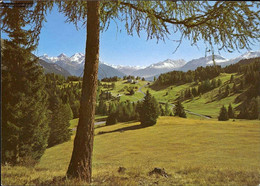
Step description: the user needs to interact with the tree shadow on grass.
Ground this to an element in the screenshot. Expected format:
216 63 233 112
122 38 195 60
97 123 152 135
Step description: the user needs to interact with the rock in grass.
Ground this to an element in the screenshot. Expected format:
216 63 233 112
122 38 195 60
149 168 170 177
118 166 126 173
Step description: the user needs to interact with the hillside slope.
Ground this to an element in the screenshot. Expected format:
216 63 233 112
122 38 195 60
38 59 71 77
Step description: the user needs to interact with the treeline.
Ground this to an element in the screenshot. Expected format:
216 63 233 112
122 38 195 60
232 60 260 119
101 76 121 82
222 57 260 73
180 79 222 100
66 75 83 82
106 91 161 126
106 101 140 125
105 91 187 126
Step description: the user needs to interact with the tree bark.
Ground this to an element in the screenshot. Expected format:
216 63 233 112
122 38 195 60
66 1 100 182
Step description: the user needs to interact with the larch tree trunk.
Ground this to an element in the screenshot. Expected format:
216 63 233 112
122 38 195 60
66 1 100 182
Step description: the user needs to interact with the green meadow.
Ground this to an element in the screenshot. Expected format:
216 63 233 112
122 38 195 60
2 117 260 185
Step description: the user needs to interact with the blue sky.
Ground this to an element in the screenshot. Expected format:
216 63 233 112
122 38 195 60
5 5 260 67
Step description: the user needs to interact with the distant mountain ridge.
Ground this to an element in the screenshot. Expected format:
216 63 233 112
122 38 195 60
39 53 125 79
130 59 186 78
178 55 227 72
39 50 260 79
38 59 71 77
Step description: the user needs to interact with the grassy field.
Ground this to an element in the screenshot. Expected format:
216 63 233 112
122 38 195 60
2 117 260 185
101 80 148 102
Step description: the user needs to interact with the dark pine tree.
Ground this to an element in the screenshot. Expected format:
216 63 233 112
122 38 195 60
218 105 229 121
48 93 72 147
2 7 49 164
174 101 187 118
138 90 160 126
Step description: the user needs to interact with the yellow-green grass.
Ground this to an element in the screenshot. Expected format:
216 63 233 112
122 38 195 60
2 117 260 185
144 83 192 103
183 94 239 118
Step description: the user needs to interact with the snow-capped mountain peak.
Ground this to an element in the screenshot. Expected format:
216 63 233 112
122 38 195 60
148 59 186 69
57 53 68 59
70 53 85 63
237 50 260 59
39 54 58 63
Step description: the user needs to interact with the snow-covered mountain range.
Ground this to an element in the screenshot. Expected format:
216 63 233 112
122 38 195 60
39 50 260 80
40 52 85 64
130 59 186 78
39 53 125 79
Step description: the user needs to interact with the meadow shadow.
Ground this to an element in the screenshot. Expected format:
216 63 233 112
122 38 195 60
97 123 151 135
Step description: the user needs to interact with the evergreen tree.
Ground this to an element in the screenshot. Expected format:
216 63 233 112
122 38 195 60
218 105 229 121
174 101 187 118
2 7 49 164
138 90 160 126
48 94 72 147
228 104 235 119
230 75 234 83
